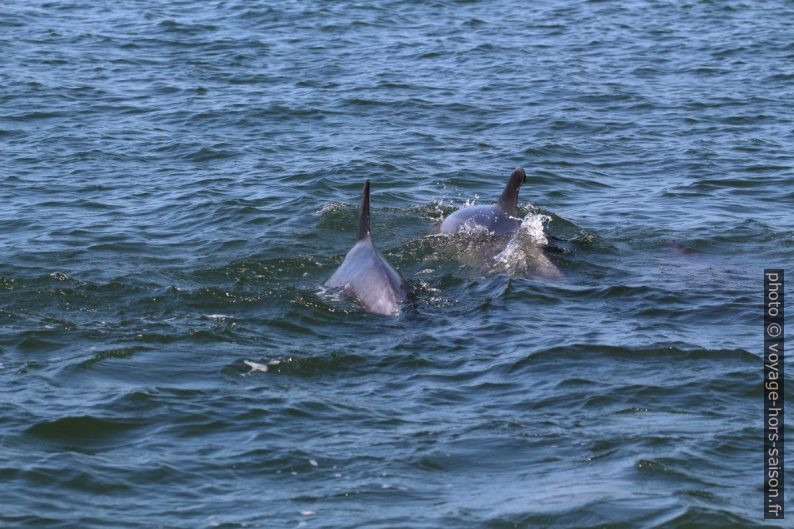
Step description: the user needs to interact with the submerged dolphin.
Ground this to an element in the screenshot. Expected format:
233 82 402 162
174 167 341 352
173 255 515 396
440 168 527 234
325 181 407 316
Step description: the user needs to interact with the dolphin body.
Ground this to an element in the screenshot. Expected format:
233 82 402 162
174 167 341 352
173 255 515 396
439 168 527 235
437 167 563 279
325 181 407 316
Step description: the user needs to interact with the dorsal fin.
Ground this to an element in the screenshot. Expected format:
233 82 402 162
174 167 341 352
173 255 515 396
357 180 371 240
497 167 526 216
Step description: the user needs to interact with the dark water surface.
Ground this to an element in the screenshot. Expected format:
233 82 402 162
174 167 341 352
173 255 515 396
2 1 793 527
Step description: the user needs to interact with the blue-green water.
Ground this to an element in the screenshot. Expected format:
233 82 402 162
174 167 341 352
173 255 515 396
1 1 792 527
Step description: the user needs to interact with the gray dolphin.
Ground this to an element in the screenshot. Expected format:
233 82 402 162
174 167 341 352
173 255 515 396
439 168 527 234
325 181 407 316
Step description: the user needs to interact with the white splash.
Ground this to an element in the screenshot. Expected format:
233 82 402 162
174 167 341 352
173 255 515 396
462 194 480 207
429 197 446 220
316 202 348 215
493 212 563 279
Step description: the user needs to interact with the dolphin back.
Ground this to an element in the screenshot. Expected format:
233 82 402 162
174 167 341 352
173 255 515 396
439 205 520 235
326 239 407 315
326 180 407 316
439 167 526 234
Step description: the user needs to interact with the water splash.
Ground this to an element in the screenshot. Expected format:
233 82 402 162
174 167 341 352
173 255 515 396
316 202 350 216
493 212 563 279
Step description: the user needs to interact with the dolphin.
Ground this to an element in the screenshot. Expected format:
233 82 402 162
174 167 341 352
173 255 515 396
325 181 407 316
437 167 563 279
439 167 527 234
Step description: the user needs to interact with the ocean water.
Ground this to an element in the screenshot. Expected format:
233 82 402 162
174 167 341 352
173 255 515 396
1 1 792 527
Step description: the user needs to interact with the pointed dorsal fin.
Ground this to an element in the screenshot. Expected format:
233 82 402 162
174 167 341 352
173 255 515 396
357 180 371 240
497 167 526 216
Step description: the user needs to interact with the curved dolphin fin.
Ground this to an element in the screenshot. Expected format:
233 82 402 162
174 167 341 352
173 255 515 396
357 180 371 240
497 167 527 217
